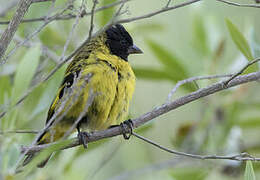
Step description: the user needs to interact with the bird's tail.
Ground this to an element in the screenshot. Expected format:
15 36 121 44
22 131 53 168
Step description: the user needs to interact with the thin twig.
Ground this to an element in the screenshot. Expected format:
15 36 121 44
0 0 33 64
32 0 52 2
60 0 85 61
167 74 233 102
165 0 172 8
88 0 99 38
8 31 59 63
0 130 38 135
132 132 259 161
0 0 133 25
43 0 57 21
117 0 201 24
20 71 260 158
224 58 260 85
216 0 260 8
113 0 127 18
1 3 73 64
62 88 95 139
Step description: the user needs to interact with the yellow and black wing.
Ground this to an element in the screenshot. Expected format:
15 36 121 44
44 55 119 140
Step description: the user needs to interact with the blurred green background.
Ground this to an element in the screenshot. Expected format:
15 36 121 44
0 0 260 179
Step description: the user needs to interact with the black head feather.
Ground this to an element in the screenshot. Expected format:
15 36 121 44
105 24 135 61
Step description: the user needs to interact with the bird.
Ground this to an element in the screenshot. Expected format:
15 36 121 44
22 24 143 168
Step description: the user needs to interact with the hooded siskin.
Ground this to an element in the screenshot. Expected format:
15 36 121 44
22 24 142 168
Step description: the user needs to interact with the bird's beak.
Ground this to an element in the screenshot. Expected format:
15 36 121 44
128 44 143 54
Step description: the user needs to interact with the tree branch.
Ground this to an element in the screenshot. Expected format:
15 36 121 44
0 0 33 64
224 58 260 85
60 0 85 61
167 74 233 102
0 130 38 135
117 0 201 24
0 0 133 25
167 58 260 101
132 132 259 161
21 71 260 160
32 0 52 2
133 71 260 128
216 0 260 8
88 0 99 39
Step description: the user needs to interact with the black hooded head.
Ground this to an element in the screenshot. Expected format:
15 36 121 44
105 24 142 61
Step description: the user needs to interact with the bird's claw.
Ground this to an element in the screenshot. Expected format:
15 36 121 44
120 119 134 140
77 132 90 149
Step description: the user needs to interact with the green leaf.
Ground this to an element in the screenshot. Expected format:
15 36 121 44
12 45 41 104
171 167 208 180
97 0 116 26
237 117 260 128
134 68 176 81
29 65 66 119
0 76 11 104
250 28 260 58
133 68 195 91
145 39 189 79
226 19 258 73
244 161 256 180
144 40 196 91
21 139 72 175
192 15 210 56
40 27 66 49
226 19 253 61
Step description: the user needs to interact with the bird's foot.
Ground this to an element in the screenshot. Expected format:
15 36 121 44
120 119 134 140
77 131 90 149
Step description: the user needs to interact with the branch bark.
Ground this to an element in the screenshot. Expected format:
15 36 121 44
21 71 260 157
0 0 33 64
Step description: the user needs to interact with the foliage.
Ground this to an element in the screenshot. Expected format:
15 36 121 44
245 161 256 180
0 0 260 180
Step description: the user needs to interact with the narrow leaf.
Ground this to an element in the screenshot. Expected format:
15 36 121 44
250 28 260 58
145 39 189 79
192 15 210 56
237 117 260 128
134 68 176 81
226 19 253 61
12 45 41 104
133 68 195 91
244 161 256 180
